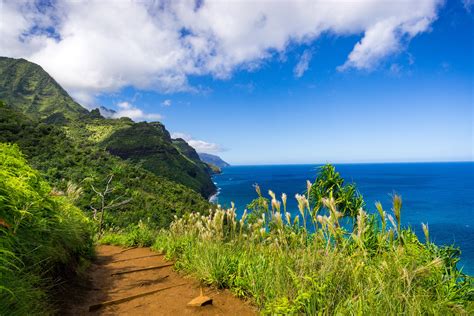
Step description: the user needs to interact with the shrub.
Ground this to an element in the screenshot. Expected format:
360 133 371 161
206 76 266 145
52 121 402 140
99 220 156 247
152 166 473 314
0 143 93 315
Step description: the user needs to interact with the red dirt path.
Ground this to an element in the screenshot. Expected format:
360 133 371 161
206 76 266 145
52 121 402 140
62 245 256 315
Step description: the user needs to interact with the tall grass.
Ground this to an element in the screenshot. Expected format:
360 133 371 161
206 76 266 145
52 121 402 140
0 143 93 315
150 166 473 314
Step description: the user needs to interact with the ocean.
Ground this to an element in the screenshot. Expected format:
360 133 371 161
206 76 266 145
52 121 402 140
212 162 474 275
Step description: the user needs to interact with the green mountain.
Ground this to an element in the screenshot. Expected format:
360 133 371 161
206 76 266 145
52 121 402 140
0 56 217 228
102 123 216 197
173 138 225 174
198 152 230 168
0 56 216 199
0 101 210 227
0 57 88 120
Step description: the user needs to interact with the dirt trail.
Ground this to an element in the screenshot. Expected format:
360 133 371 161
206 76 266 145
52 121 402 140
62 245 256 315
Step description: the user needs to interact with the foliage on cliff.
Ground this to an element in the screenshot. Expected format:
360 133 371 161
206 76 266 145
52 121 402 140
102 124 216 197
198 152 230 168
0 56 216 199
0 101 210 228
0 57 88 120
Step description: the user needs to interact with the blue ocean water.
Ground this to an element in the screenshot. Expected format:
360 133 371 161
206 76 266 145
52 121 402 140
212 163 474 275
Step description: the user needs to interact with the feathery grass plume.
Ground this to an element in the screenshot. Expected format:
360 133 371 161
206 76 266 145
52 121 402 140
295 193 307 231
273 212 284 231
147 164 472 315
293 214 299 226
268 190 276 201
375 201 386 231
254 183 262 196
66 181 83 202
321 194 341 228
281 193 287 213
239 209 248 239
422 223 430 243
306 180 312 199
392 194 402 233
50 188 64 196
387 214 397 234
356 209 367 240
271 199 281 214
285 212 291 225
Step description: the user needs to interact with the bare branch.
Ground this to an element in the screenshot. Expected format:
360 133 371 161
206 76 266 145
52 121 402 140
104 198 132 210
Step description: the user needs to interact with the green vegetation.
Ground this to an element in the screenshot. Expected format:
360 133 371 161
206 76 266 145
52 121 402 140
0 55 215 229
0 56 216 201
103 123 216 197
0 102 211 229
143 165 471 314
99 220 156 248
0 57 88 120
2 56 472 314
0 143 92 315
198 152 230 168
308 164 364 218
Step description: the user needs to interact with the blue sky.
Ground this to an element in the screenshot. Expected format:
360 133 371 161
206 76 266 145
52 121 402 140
1 0 473 164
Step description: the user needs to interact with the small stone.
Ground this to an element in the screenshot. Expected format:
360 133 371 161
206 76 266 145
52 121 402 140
187 295 213 307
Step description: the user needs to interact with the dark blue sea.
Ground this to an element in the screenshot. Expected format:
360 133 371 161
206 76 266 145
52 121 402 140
212 163 474 275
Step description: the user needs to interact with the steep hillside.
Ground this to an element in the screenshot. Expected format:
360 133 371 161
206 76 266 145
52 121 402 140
172 137 202 162
102 123 216 197
0 57 88 120
198 152 230 168
0 56 216 199
0 101 211 228
172 137 226 174
0 143 92 314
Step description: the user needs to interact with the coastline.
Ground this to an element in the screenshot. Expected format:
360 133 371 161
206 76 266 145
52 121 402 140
208 181 221 203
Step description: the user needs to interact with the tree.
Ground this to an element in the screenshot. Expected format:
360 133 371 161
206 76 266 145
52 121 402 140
90 174 131 235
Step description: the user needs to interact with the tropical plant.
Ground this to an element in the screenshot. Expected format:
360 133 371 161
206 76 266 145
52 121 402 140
147 165 473 315
0 143 93 314
308 164 364 218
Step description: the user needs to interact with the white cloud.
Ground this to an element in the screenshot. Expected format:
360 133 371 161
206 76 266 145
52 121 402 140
171 132 223 154
113 101 162 121
0 0 442 102
294 49 312 78
464 0 474 12
161 99 172 107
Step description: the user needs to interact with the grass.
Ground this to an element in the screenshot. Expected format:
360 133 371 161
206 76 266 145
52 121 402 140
99 220 156 247
0 143 93 315
145 166 473 315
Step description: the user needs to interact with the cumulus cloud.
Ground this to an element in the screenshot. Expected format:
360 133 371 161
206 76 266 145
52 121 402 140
0 0 442 102
113 101 162 121
171 132 223 154
294 50 312 78
161 99 172 107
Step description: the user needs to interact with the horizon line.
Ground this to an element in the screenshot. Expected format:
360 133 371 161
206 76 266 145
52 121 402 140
225 160 474 167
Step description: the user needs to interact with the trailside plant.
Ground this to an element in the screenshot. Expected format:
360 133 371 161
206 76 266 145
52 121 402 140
0 143 93 315
151 165 473 315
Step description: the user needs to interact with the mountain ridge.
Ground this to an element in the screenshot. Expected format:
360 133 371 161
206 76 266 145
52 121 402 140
198 152 230 168
0 56 216 198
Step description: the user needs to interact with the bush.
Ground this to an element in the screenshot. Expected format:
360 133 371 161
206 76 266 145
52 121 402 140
152 166 473 315
99 220 156 247
0 143 93 315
